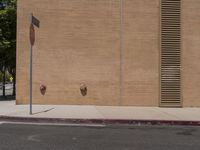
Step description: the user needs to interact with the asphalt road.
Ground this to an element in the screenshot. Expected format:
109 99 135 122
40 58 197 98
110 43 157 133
0 123 199 150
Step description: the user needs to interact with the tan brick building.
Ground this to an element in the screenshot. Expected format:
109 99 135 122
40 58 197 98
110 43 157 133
17 0 200 107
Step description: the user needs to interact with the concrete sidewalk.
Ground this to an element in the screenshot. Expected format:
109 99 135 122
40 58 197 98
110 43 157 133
0 101 200 125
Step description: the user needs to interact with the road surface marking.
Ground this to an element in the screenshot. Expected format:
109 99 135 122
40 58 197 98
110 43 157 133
1 121 106 127
28 134 40 142
0 121 5 125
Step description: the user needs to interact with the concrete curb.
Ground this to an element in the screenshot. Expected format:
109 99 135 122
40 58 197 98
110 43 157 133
0 116 200 126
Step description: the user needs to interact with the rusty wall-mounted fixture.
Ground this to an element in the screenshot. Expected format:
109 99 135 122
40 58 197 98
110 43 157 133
40 84 47 95
80 83 87 96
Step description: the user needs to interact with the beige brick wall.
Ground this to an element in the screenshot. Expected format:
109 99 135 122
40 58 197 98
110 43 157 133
122 0 159 106
17 0 200 107
16 0 159 106
182 0 200 107
17 0 121 105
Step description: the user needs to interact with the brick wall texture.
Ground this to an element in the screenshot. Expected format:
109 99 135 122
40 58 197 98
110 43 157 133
16 0 200 107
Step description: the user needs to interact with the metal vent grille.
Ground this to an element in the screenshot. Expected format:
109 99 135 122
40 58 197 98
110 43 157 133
160 0 181 107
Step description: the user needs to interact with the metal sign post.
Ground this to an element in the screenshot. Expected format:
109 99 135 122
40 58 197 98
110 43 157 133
29 42 33 115
29 13 34 115
29 13 40 115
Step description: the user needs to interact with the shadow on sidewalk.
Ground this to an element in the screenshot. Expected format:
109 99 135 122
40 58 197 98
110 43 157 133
0 95 15 101
32 108 55 115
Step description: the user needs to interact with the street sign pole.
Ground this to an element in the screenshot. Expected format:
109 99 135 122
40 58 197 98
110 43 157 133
29 13 39 115
29 13 34 115
30 42 33 115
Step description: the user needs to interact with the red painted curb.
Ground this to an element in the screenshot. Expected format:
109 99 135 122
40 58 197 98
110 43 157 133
0 116 200 126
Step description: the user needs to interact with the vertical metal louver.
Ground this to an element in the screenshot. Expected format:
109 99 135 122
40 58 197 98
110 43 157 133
160 0 181 107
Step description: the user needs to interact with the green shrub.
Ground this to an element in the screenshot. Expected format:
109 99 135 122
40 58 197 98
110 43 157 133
0 71 13 82
0 72 3 82
6 72 12 82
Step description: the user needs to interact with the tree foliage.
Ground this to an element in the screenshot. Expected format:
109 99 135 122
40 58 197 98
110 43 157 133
0 0 16 69
0 0 16 95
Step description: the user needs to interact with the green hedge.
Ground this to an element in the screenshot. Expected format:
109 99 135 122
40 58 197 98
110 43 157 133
0 72 3 82
0 71 13 82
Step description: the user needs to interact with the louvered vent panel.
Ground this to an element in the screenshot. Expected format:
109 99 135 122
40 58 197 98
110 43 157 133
160 0 181 107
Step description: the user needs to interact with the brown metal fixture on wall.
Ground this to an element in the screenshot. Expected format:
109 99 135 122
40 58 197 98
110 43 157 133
80 83 87 96
40 84 47 95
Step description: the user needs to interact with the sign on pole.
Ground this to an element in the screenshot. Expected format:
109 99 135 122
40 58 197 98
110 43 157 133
29 13 33 115
30 24 35 46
